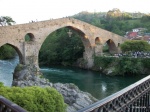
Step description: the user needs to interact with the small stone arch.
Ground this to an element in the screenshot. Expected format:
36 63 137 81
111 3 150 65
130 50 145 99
38 25 92 68
95 37 102 45
104 39 118 54
25 33 35 42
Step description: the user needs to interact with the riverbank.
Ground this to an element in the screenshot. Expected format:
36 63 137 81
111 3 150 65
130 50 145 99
76 56 150 76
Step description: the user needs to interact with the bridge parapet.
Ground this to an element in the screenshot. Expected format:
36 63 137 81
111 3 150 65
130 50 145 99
78 75 150 112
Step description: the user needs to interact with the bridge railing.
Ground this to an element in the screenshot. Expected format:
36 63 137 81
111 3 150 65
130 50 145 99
0 95 27 112
78 75 150 112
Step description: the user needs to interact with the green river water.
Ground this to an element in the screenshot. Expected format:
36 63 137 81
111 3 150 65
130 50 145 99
0 57 146 100
40 65 146 100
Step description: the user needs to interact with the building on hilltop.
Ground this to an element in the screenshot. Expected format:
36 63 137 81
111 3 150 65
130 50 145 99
125 28 150 44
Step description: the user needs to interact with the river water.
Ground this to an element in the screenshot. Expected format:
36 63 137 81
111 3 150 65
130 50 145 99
0 57 146 99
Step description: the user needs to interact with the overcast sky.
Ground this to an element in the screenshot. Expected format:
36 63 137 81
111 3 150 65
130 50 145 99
1 0 150 24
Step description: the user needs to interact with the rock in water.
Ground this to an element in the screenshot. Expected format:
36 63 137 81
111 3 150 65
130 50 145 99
12 64 97 112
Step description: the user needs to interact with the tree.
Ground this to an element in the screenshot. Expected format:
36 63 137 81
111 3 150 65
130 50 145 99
120 40 150 52
0 16 15 26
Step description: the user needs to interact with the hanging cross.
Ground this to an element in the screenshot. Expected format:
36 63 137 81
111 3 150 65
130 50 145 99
67 30 72 37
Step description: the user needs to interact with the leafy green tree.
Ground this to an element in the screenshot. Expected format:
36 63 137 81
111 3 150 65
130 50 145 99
120 40 150 52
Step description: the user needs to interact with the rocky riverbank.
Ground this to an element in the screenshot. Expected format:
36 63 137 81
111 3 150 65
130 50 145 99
12 64 97 112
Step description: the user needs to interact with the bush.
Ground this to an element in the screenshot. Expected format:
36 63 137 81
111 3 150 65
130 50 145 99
94 56 149 76
94 56 116 68
120 40 150 52
141 58 150 69
115 57 143 75
0 84 66 112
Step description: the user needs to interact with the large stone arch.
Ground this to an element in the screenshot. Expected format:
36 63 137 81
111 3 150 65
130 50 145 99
38 24 92 49
0 43 24 64
37 25 93 68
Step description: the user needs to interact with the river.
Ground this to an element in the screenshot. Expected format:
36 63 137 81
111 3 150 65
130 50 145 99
0 57 146 100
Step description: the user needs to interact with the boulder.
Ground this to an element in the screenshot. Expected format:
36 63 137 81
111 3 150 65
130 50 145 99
12 64 98 112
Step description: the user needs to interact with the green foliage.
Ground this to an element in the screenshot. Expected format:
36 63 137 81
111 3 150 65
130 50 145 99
94 56 116 68
141 58 150 69
0 84 66 112
73 11 150 36
14 64 24 72
120 40 150 52
0 16 15 26
115 57 143 75
0 82 4 87
103 44 109 53
39 27 84 66
0 44 16 59
25 34 31 41
94 56 150 76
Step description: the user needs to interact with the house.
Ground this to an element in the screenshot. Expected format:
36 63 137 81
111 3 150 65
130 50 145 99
132 28 147 33
125 28 148 40
125 32 138 39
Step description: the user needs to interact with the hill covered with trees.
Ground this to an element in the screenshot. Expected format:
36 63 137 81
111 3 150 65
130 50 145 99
73 8 150 36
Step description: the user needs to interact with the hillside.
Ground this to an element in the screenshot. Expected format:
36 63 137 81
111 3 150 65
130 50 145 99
72 9 150 36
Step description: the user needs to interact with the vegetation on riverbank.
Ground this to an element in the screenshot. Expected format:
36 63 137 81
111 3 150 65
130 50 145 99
94 40 150 76
0 82 66 112
120 40 150 52
94 56 150 76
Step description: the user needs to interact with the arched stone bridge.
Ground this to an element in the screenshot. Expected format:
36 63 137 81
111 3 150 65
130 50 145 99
0 18 126 68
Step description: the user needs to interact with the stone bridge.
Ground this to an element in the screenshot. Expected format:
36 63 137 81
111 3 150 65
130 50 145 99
0 18 125 69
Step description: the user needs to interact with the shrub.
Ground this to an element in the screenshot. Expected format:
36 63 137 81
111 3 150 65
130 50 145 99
115 57 143 75
94 56 149 76
120 40 150 52
141 58 150 69
94 56 116 68
0 84 66 112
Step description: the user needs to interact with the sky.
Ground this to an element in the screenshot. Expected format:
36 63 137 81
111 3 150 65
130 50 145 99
1 0 150 24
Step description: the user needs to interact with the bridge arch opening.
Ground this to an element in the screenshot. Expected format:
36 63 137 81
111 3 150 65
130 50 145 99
38 26 91 67
25 33 35 42
0 43 24 86
95 37 102 45
0 43 24 64
103 39 118 54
